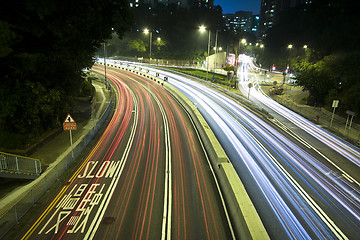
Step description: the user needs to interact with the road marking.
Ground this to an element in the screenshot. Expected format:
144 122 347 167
21 112 113 240
241 124 349 240
174 95 236 239
119 71 173 240
84 77 138 240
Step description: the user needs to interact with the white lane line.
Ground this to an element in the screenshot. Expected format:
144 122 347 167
84 77 139 240
120 71 173 240
242 124 349 240
174 95 236 239
151 91 172 240
271 118 360 188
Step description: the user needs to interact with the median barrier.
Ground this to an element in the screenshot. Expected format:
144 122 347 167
163 83 269 240
96 62 269 239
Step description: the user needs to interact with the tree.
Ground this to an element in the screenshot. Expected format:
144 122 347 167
260 0 360 113
128 39 147 55
0 0 133 147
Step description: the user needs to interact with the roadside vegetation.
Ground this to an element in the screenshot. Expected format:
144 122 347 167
257 1 359 115
0 0 133 149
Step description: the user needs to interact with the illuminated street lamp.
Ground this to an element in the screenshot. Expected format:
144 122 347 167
303 45 308 49
144 28 152 61
288 44 293 49
199 25 211 81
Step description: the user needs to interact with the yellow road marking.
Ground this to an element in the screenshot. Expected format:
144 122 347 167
21 78 118 239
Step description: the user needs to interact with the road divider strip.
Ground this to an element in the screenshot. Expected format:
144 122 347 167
163 83 269 240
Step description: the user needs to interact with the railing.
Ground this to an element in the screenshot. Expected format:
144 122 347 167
0 90 113 239
0 152 41 178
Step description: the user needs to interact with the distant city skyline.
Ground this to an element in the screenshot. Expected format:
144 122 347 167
214 0 261 14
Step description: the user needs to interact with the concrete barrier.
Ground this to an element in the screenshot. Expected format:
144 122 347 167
97 62 270 239
164 83 269 239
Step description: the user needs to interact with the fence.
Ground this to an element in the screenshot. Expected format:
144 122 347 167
0 152 41 178
0 93 113 239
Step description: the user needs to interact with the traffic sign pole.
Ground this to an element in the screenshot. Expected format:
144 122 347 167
69 129 74 159
330 100 339 128
63 113 76 159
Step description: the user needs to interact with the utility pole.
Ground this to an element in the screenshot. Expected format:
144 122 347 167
206 29 211 81
104 43 107 83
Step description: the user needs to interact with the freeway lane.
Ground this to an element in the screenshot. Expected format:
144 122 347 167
21 64 233 240
116 62 360 239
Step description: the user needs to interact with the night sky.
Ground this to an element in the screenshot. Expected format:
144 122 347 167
214 0 261 14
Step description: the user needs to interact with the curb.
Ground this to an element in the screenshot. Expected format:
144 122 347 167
96 62 270 239
164 83 269 240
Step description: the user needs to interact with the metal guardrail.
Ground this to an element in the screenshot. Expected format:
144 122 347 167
0 152 41 178
0 87 113 239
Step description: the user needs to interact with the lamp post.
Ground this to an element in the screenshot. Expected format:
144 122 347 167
200 25 210 81
144 28 152 63
213 30 220 81
286 44 293 83
103 42 107 83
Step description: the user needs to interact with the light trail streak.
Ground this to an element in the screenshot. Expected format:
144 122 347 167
238 57 360 167
103 59 360 239
83 73 139 240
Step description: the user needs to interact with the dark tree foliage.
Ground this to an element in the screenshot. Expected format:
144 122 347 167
0 0 133 145
262 0 360 113
106 3 223 60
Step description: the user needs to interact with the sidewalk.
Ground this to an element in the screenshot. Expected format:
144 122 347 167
0 77 111 218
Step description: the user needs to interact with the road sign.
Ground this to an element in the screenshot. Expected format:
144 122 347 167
63 113 77 130
332 100 339 108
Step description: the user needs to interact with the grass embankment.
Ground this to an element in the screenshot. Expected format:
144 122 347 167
165 67 238 88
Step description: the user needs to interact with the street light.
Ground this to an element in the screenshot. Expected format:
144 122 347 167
199 25 211 81
286 44 294 84
212 30 221 80
103 42 107 83
144 28 152 62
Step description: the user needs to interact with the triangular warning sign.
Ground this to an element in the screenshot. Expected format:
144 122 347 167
63 113 77 130
64 113 76 123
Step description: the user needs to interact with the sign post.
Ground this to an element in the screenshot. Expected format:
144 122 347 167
329 100 339 128
63 113 77 160
345 110 356 136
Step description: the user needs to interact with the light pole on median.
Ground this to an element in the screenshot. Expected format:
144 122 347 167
104 42 107 83
199 25 210 81
213 30 220 81
144 28 153 63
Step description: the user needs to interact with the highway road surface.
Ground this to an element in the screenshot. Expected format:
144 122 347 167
20 64 234 240
114 60 360 240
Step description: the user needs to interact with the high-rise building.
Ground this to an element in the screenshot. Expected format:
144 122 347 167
258 0 309 39
223 11 259 35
